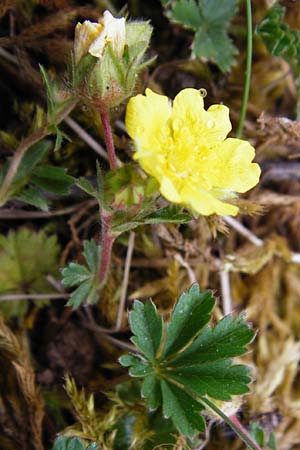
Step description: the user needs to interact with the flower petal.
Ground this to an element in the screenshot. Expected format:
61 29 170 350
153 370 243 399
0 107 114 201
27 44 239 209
172 89 231 145
206 138 261 193
204 104 232 144
181 184 239 216
125 89 172 152
74 21 103 63
89 11 126 58
160 176 182 203
172 88 205 121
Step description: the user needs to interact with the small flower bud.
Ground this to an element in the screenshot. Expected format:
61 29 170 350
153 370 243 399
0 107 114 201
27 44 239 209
72 10 153 109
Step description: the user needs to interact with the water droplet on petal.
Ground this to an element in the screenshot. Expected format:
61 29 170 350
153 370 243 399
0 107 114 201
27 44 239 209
207 120 215 129
199 88 207 98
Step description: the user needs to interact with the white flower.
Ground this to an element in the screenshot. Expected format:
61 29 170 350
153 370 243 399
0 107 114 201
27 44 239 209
74 10 126 64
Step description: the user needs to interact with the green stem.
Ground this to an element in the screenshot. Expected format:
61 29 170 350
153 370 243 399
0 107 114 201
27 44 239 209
236 0 253 138
199 397 262 450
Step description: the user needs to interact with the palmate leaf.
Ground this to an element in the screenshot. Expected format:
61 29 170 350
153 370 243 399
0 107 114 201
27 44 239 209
0 228 60 319
256 3 300 77
165 0 239 72
61 240 101 308
120 284 254 437
53 436 98 450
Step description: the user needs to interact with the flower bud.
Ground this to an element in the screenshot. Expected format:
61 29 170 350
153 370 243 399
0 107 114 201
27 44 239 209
72 11 153 109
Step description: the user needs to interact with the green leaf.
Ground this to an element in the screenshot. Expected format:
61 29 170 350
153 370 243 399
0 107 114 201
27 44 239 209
256 3 300 77
83 239 99 274
61 263 91 286
129 300 163 361
162 284 215 358
249 422 278 450
120 283 254 437
15 186 48 211
86 444 99 450
53 436 86 450
141 205 191 225
141 374 161 410
169 0 201 29
193 27 238 73
170 314 255 364
167 360 252 400
119 354 153 377
32 165 74 195
76 177 98 198
66 279 93 309
61 239 101 309
249 422 266 447
40 64 55 116
111 205 191 234
0 228 60 319
165 0 239 72
161 380 205 438
76 165 105 203
10 140 52 187
40 65 76 125
53 127 71 152
113 413 137 450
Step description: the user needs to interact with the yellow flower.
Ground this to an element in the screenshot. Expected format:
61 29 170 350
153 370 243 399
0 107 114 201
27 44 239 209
74 10 125 64
125 88 261 216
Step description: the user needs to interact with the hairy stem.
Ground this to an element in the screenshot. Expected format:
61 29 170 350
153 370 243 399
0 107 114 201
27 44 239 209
199 397 262 450
236 0 253 138
99 213 115 283
100 109 118 170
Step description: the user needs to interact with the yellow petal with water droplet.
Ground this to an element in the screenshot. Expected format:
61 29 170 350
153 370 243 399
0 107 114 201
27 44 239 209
125 88 260 216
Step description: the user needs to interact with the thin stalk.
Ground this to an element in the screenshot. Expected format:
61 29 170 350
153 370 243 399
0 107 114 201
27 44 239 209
116 231 135 330
98 213 115 283
199 397 262 450
100 109 118 170
236 0 253 138
0 293 69 301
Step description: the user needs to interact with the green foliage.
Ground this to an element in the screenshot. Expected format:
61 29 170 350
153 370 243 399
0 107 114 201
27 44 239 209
120 284 254 438
31 165 74 195
0 228 60 319
77 164 191 235
112 204 191 234
256 3 300 77
250 422 277 450
40 64 75 149
163 0 239 72
53 436 98 450
0 139 74 210
61 240 101 308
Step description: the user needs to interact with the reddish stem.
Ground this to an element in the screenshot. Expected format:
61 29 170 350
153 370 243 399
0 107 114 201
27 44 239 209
229 414 263 450
100 108 117 171
99 213 115 283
